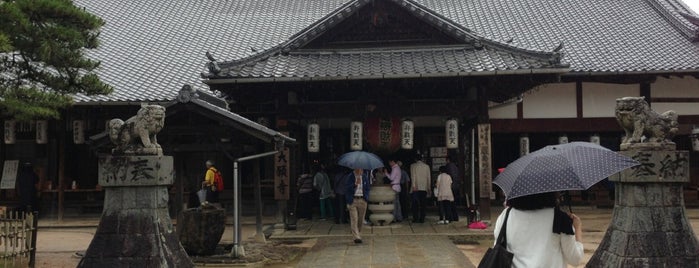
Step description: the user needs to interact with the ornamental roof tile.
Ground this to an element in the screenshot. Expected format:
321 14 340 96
73 0 699 103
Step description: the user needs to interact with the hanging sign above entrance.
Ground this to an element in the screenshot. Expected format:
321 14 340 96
350 121 363 151
520 135 529 156
36 120 48 144
446 119 458 149
401 120 414 150
365 117 400 154
307 123 319 153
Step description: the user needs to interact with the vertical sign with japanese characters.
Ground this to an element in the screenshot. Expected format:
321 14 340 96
350 121 363 151
478 124 492 199
4 120 15 144
307 123 319 153
401 120 414 150
274 144 290 200
446 119 458 149
36 120 48 144
73 120 85 144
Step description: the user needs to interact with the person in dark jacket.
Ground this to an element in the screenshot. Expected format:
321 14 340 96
333 167 351 224
17 162 39 212
345 168 371 243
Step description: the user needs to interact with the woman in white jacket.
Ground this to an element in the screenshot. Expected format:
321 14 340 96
493 192 584 267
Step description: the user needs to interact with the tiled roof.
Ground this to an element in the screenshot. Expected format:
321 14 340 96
217 46 567 81
73 0 699 102
422 0 699 73
72 0 347 103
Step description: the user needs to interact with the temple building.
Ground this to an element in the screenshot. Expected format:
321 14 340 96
2 0 699 218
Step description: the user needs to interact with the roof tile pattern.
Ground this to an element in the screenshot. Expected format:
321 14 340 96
73 0 347 102
227 47 559 79
420 0 699 72
73 0 699 102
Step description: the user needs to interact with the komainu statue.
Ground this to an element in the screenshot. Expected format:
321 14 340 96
615 96 678 145
108 103 166 155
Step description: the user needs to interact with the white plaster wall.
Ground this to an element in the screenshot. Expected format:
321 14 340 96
582 83 639 118
522 83 576 118
488 101 517 119
651 76 699 97
650 103 699 115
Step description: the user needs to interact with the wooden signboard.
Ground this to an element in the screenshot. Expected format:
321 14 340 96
274 147 290 200
0 160 19 189
478 124 492 199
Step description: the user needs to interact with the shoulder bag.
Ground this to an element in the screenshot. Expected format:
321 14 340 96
477 207 514 268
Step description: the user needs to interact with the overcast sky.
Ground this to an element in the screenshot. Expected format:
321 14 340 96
686 0 699 13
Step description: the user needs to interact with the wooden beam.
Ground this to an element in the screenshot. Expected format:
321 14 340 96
651 97 699 103
576 81 583 118
491 118 621 133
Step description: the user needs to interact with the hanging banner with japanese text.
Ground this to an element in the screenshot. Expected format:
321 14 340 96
274 145 290 200
446 119 458 149
4 121 15 144
478 124 492 199
36 120 48 144
350 121 363 151
73 120 85 144
401 120 414 150
307 123 319 153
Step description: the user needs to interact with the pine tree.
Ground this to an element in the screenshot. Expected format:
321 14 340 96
0 0 113 121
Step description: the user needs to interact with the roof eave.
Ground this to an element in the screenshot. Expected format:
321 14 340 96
204 67 571 84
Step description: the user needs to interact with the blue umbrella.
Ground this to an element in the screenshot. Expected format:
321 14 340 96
494 142 639 200
337 151 384 170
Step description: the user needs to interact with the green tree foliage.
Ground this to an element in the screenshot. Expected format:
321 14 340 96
0 0 113 121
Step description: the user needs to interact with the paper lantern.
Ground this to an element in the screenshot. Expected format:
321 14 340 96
4 121 15 144
559 135 569 144
350 121 363 151
73 120 85 144
307 123 319 153
446 119 458 149
401 120 414 150
36 120 48 144
519 135 529 156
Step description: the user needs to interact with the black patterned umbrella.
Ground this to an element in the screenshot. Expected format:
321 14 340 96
493 142 639 200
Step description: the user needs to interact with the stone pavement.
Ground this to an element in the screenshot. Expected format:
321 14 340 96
295 236 473 268
33 207 699 267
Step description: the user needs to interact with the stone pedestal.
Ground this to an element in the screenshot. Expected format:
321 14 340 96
79 155 193 268
368 185 395 225
587 145 699 267
177 208 225 255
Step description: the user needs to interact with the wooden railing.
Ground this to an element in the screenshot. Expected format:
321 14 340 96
1 210 38 268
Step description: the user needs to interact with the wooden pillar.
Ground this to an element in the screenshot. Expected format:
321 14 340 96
58 122 65 222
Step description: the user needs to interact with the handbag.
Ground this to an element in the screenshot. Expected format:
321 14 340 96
477 207 514 268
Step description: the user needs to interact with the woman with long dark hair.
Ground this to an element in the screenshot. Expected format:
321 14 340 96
493 192 584 267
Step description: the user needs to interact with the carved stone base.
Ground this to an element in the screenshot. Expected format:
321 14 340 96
587 148 699 267
79 155 193 268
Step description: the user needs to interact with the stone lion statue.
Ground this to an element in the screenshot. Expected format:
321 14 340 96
615 96 678 144
108 103 166 155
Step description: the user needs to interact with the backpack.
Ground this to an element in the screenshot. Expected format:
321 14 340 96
213 170 224 191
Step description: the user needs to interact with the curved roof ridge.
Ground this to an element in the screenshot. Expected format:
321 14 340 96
211 0 568 76
644 0 699 40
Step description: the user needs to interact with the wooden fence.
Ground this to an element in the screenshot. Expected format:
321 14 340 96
0 210 37 268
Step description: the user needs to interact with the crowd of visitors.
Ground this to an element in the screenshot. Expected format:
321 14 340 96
293 154 466 226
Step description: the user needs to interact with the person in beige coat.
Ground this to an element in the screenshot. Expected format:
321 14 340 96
410 155 431 223
435 166 454 224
